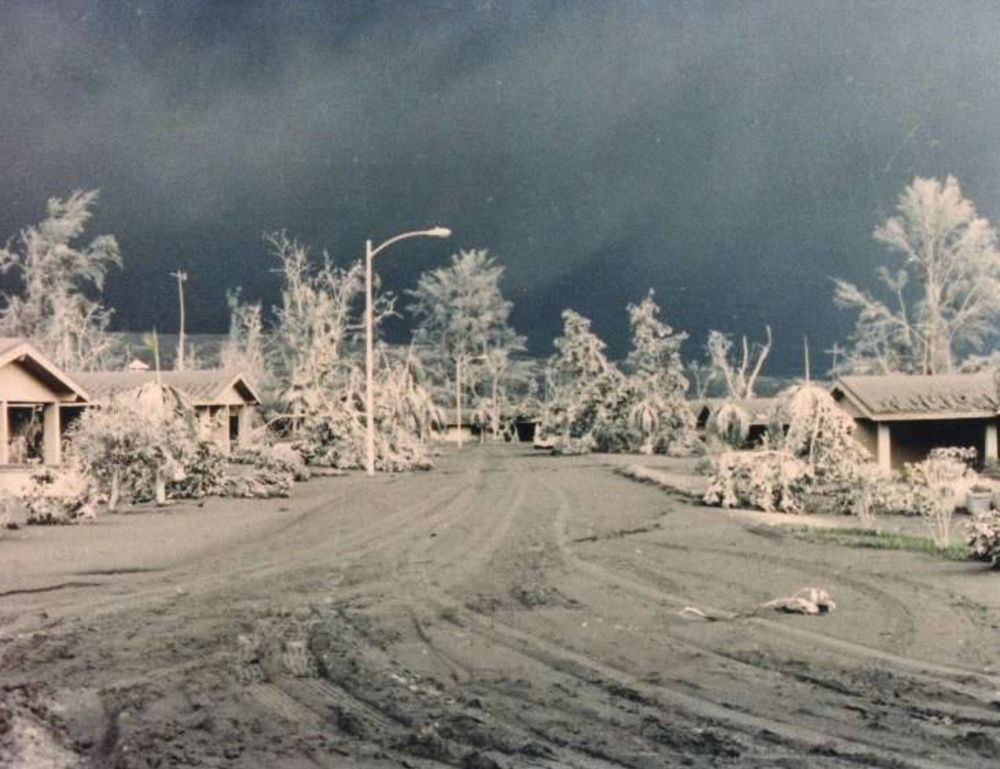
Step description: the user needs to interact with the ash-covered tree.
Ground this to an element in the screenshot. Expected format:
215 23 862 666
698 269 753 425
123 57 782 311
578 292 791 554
269 232 431 470
541 309 626 451
784 384 868 480
705 326 772 400
623 291 698 454
835 176 1000 374
0 190 121 370
221 288 271 390
69 383 197 510
407 249 525 444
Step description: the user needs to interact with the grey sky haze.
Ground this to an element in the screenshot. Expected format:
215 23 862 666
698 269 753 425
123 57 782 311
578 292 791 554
2 1 1000 373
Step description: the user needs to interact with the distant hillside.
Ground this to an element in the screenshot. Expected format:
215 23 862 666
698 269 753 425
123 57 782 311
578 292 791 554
109 333 229 371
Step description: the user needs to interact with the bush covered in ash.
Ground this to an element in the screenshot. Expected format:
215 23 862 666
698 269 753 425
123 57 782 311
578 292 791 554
68 382 196 510
703 450 809 514
22 466 97 525
221 451 296 498
904 447 980 548
967 511 1000 567
168 440 228 499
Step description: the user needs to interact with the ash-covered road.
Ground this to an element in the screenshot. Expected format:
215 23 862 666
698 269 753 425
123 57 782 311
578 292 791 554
2 445 998 768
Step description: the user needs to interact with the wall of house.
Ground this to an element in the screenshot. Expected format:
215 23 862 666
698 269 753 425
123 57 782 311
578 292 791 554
854 419 878 458
0 361 61 403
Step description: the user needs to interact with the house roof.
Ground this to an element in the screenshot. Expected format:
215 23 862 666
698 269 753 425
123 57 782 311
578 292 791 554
831 373 1000 421
692 397 787 427
73 369 261 406
0 338 90 402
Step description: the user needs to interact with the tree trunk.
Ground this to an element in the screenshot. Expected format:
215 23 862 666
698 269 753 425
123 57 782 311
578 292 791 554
491 375 500 441
109 468 121 512
455 358 464 449
155 470 167 506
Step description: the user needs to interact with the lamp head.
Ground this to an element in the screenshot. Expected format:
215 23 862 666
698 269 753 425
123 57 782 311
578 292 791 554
427 226 452 238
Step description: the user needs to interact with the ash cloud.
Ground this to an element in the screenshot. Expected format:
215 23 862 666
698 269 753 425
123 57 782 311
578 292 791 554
2 1 1000 372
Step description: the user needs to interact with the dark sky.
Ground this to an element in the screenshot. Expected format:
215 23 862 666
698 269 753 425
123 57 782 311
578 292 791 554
3 1 1000 373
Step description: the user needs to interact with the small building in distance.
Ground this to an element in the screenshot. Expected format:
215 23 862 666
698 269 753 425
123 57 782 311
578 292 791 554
73 369 261 451
0 338 90 490
692 397 788 447
831 373 999 472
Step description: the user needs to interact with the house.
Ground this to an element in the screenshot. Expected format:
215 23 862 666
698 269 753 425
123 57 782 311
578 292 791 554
434 407 480 444
0 338 90 491
831 373 999 472
692 397 788 447
73 369 262 451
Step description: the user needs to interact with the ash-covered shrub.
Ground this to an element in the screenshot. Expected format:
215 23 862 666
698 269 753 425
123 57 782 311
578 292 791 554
168 441 228 499
967 512 1000 568
904 447 979 548
68 383 196 509
694 455 716 476
0 491 16 529
231 444 311 482
785 385 869 482
23 467 96 525
221 464 294 498
550 434 597 456
707 401 750 448
703 450 809 514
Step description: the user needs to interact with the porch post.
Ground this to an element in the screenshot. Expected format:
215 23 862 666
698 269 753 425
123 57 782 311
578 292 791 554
237 405 251 447
218 407 231 450
877 422 891 475
985 421 999 464
0 402 8 465
197 407 211 441
43 402 61 466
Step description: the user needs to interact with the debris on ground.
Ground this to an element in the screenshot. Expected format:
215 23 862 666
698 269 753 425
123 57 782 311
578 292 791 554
679 606 717 621
763 587 836 615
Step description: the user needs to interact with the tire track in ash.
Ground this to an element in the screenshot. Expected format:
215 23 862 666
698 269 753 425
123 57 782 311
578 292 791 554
385 453 660 768
378 462 848 766
226 452 508 756
0 480 367 627
539 478 1000 761
551 478 1000 701
2 465 481 630
428 477 984 768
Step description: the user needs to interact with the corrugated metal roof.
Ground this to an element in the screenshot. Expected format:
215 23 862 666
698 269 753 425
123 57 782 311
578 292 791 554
833 373 1000 418
73 369 259 405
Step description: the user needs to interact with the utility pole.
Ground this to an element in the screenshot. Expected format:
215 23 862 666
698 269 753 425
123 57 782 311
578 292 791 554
170 270 188 371
826 342 843 375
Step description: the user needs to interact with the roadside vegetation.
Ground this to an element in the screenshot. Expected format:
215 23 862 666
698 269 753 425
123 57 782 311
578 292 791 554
2 177 1000 571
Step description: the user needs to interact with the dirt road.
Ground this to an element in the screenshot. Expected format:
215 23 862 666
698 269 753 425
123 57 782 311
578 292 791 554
2 445 999 768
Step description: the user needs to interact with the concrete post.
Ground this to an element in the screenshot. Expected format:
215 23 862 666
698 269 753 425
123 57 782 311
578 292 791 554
877 422 891 475
985 421 999 465
42 402 61 466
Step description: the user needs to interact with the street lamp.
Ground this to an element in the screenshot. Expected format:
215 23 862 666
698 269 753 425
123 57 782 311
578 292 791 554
365 226 451 476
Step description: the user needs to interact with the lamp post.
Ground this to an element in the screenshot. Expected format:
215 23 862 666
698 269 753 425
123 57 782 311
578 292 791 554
365 226 451 476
